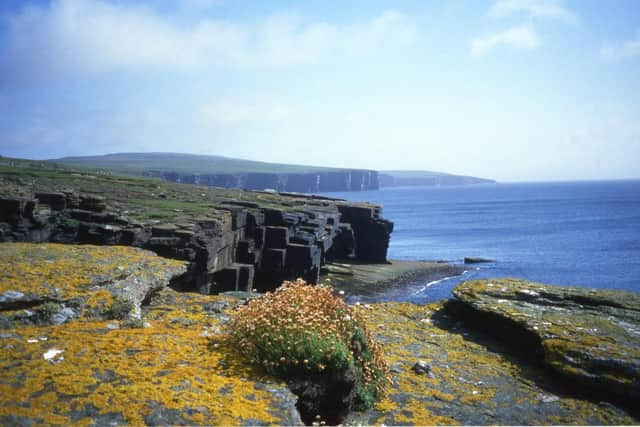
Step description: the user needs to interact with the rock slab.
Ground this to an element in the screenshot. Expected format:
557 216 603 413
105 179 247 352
0 243 302 426
453 278 640 401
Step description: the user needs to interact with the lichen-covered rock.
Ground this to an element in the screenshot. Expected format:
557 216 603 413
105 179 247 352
452 279 640 402
0 243 302 426
345 301 637 426
0 243 186 323
1 162 394 295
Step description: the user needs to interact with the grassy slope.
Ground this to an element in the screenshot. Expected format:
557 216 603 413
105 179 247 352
379 169 496 185
0 156 350 222
53 152 349 175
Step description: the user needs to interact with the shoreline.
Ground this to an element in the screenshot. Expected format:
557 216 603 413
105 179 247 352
320 259 466 301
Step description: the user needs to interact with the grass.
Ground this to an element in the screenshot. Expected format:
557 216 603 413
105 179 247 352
0 157 359 224
52 152 347 175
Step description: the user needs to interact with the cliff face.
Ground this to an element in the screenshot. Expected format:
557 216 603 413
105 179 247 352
379 171 495 187
145 170 380 193
0 166 392 295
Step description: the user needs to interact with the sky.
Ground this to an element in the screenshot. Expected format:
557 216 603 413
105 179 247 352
0 0 639 182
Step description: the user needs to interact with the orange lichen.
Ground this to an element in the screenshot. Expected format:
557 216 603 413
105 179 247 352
0 243 294 426
350 301 636 426
0 243 185 317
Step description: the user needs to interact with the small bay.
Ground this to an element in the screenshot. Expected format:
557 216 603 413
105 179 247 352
322 180 640 303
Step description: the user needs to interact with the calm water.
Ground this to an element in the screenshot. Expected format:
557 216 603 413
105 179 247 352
322 181 640 303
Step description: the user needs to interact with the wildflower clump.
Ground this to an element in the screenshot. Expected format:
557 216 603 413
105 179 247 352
226 279 389 411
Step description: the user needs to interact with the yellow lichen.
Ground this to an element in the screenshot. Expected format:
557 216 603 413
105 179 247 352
0 243 292 426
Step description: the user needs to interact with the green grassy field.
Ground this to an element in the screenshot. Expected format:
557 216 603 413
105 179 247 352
53 152 348 175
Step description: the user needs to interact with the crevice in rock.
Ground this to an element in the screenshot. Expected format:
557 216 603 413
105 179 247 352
442 299 640 418
286 365 358 426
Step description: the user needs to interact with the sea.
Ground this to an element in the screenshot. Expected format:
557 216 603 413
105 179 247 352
321 180 640 303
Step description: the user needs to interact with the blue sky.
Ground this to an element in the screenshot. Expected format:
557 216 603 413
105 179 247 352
0 0 639 181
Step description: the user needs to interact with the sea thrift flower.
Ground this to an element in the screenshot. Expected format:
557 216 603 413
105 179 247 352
225 279 390 410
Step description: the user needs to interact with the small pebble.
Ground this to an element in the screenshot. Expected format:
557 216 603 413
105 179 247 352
412 360 431 375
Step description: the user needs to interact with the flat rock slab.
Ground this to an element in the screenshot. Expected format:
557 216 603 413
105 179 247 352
0 243 187 322
453 278 640 402
345 301 637 425
0 243 301 426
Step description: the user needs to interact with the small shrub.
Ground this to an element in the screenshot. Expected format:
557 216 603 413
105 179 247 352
35 301 61 322
109 298 133 320
226 279 389 411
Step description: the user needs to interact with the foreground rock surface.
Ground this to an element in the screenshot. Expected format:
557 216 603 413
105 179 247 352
0 243 301 426
453 279 640 403
347 301 637 425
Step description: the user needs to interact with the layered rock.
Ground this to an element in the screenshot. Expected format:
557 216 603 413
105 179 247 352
145 169 380 192
0 173 393 295
344 301 637 425
451 279 640 403
0 243 301 426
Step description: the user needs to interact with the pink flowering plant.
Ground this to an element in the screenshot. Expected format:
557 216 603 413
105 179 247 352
226 279 389 409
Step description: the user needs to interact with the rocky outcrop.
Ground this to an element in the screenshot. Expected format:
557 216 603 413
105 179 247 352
0 185 393 295
0 243 186 327
463 257 495 264
145 170 380 192
344 301 637 425
451 279 640 403
0 243 302 426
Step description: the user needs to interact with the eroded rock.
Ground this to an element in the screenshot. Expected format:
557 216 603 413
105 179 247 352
0 243 186 325
0 243 302 426
345 301 637 425
452 278 640 403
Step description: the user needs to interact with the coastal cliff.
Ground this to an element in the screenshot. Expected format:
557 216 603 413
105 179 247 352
1 160 637 425
144 169 380 192
0 160 392 295
52 153 380 192
379 170 495 187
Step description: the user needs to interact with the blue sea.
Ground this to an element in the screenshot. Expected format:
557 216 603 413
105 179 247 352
322 181 640 303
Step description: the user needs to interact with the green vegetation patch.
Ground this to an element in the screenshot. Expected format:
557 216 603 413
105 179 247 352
226 279 390 412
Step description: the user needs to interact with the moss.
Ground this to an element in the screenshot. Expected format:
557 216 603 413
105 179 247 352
108 298 133 320
35 302 62 322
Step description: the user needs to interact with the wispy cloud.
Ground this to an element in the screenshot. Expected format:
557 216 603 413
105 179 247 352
600 32 640 60
488 0 578 24
0 0 417 86
471 26 540 56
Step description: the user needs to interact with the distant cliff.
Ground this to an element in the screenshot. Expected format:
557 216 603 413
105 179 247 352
53 152 379 192
144 170 380 192
51 153 494 192
380 170 495 187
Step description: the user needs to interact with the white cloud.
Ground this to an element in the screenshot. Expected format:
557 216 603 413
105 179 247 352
471 26 540 56
488 0 578 24
600 32 640 60
0 0 417 85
